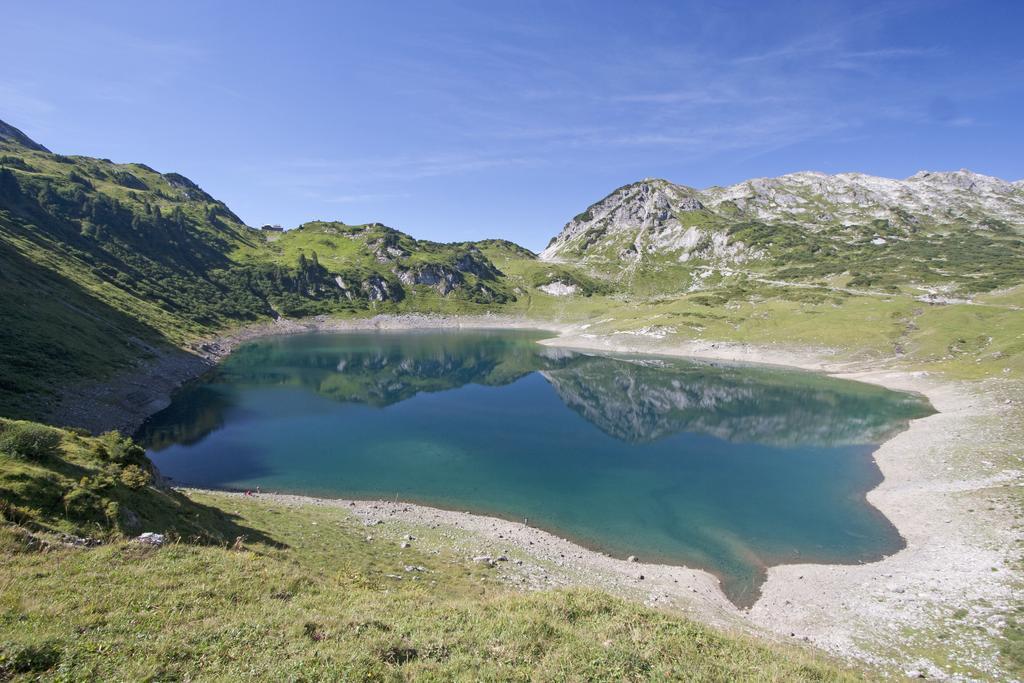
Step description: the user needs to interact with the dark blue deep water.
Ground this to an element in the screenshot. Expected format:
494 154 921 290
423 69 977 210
139 330 933 606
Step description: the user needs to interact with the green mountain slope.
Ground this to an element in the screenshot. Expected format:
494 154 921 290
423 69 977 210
4 118 1022 422
0 121 554 420
0 418 268 543
0 124 273 417
243 220 516 311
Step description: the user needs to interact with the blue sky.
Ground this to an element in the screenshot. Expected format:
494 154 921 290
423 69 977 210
2 1 1022 250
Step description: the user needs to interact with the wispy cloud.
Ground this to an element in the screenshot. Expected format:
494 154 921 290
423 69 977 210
607 89 787 107
732 37 839 65
270 153 539 187
321 192 412 204
0 82 56 118
839 47 942 60
241 1 984 204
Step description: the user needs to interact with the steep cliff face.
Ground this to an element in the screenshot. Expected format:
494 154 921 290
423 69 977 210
394 250 501 296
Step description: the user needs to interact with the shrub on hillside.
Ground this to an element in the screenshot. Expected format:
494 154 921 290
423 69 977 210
61 485 103 520
119 464 152 490
91 431 147 465
0 423 62 461
62 474 118 522
0 499 33 526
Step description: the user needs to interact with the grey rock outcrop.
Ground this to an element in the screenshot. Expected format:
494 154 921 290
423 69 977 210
542 170 1024 263
397 264 462 295
361 275 398 302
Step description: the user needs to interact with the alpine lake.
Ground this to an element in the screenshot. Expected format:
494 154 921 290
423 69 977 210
138 330 934 606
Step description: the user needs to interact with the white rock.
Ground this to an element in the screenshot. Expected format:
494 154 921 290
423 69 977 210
135 532 165 547
538 281 578 296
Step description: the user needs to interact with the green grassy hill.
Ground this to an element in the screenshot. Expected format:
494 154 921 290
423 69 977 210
0 418 856 681
0 121 589 420
0 123 272 419
243 220 517 312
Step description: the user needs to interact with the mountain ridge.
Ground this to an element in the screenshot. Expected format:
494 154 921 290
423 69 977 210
542 169 1024 261
0 119 50 153
0 119 538 420
2 116 1022 424
539 169 1024 302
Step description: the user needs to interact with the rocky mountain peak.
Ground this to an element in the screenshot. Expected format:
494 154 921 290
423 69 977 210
543 169 1024 263
539 179 705 260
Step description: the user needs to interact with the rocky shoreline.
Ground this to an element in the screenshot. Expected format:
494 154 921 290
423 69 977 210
544 331 1022 680
186 489 741 630
50 313 1022 678
48 344 214 436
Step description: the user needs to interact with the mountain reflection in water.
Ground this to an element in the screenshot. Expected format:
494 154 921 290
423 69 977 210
139 330 933 607
140 330 927 450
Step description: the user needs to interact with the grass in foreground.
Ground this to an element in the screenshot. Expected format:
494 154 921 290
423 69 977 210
0 495 856 682
0 422 856 681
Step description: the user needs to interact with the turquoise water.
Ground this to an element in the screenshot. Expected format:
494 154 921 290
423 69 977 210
139 330 933 606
